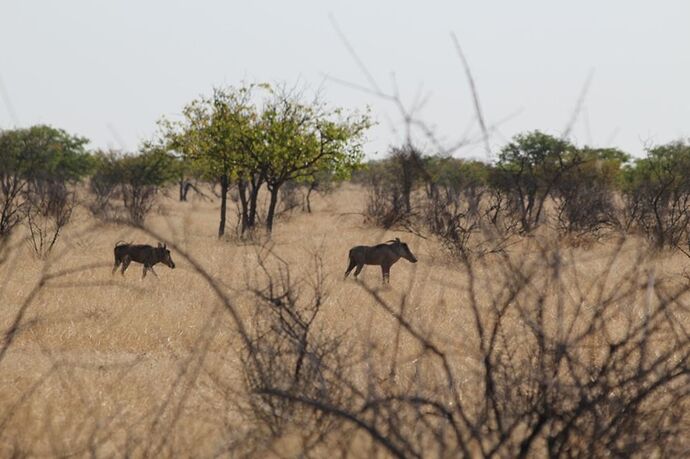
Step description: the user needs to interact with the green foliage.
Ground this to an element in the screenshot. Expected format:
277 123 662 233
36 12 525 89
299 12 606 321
492 131 577 232
161 85 262 181
259 90 371 231
620 140 690 248
495 130 574 180
0 125 92 182
160 83 371 234
89 146 175 224
160 84 266 236
91 147 175 191
0 125 91 237
621 141 690 192
90 150 121 189
260 96 371 186
119 145 176 187
424 156 489 192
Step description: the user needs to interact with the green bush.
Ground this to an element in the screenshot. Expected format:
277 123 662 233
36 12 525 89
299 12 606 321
621 140 690 249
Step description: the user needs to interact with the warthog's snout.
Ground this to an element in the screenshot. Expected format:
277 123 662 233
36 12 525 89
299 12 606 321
163 251 176 269
403 253 418 263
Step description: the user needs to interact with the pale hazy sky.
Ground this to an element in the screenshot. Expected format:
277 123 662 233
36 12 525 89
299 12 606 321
1 1 688 159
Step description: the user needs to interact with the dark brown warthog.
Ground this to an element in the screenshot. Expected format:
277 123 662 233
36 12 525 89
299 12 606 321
112 241 176 279
344 237 418 283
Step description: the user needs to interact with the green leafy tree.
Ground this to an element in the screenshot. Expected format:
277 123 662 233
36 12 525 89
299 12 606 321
0 125 91 238
491 131 577 233
162 85 261 237
621 141 690 248
260 89 371 232
163 84 371 236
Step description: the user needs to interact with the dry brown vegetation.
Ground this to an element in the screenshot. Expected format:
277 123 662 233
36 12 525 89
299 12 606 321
1 184 689 457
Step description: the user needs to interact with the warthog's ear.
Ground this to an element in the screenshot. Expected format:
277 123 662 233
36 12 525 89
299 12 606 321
158 242 163 248
163 243 167 249
395 237 401 243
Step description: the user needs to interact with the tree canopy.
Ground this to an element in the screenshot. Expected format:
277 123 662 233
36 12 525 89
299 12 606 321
161 84 371 235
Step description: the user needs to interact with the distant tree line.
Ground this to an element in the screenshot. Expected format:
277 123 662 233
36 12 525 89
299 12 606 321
0 83 371 253
2 107 689 256
359 131 690 256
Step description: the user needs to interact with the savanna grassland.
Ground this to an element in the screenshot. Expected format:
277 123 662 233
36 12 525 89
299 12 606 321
1 184 689 457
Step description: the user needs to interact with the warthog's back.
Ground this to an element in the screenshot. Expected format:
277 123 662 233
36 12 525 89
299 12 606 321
115 244 156 264
349 244 395 265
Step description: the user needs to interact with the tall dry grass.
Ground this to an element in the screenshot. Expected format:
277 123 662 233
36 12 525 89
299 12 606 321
0 184 688 457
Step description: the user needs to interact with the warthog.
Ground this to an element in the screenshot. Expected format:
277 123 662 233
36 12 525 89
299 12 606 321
345 237 418 283
112 241 176 279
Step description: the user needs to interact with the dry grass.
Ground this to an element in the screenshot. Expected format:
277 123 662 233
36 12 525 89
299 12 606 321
1 184 689 457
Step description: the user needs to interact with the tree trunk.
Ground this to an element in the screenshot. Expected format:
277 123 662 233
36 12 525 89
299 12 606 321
266 184 280 234
237 178 250 234
305 185 314 213
248 173 263 229
218 174 229 238
179 180 191 201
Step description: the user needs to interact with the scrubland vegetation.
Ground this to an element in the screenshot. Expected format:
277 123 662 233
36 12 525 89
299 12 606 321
1 84 690 457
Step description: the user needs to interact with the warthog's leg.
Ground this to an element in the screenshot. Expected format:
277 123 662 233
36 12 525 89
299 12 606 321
381 265 391 284
142 265 149 279
150 266 159 278
121 257 131 276
112 257 121 274
353 264 364 278
344 258 357 278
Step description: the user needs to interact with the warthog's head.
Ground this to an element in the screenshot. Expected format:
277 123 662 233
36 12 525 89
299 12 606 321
157 243 176 269
390 238 418 263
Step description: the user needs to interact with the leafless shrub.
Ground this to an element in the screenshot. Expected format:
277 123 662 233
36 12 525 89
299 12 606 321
554 174 617 235
421 157 501 258
389 146 425 216
552 148 627 236
248 241 690 457
24 182 76 257
423 188 479 259
121 183 157 226
364 165 408 229
485 184 522 236
241 249 350 450
363 146 428 229
0 166 26 239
